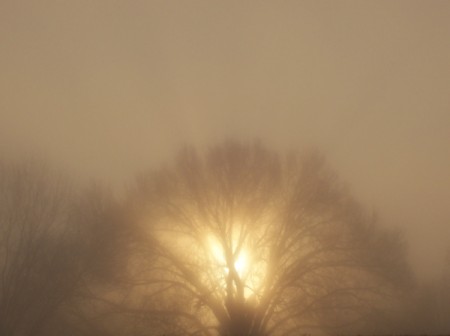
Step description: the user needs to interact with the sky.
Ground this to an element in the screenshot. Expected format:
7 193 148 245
1 0 449 280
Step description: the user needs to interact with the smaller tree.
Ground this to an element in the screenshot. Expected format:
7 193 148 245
0 160 78 336
0 159 133 336
399 249 450 334
57 185 137 336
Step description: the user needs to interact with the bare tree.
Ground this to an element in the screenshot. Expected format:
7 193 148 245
399 248 450 334
124 141 411 336
0 160 80 336
0 158 137 336
57 184 137 336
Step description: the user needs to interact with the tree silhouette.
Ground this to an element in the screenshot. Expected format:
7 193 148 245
0 160 130 336
0 160 78 336
123 141 411 336
398 248 450 334
60 185 136 336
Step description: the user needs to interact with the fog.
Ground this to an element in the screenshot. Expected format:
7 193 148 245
1 0 450 283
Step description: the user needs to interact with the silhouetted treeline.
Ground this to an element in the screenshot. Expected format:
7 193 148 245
1 142 450 335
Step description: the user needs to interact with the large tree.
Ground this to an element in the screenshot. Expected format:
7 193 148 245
126 141 411 336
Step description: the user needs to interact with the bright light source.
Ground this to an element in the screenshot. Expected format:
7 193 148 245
208 235 226 266
207 234 257 298
234 250 247 278
207 235 249 276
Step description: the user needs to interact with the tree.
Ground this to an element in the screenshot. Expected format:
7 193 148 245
58 184 137 336
0 160 79 336
398 248 450 334
0 159 130 336
124 141 411 336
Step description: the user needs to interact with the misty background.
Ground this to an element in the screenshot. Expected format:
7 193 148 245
1 0 449 282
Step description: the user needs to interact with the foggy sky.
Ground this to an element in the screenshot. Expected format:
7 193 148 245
1 1 449 280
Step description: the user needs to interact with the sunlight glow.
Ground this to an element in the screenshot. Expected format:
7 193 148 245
208 236 226 266
207 234 262 299
234 250 247 278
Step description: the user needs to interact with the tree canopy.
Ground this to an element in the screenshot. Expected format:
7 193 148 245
125 141 411 336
